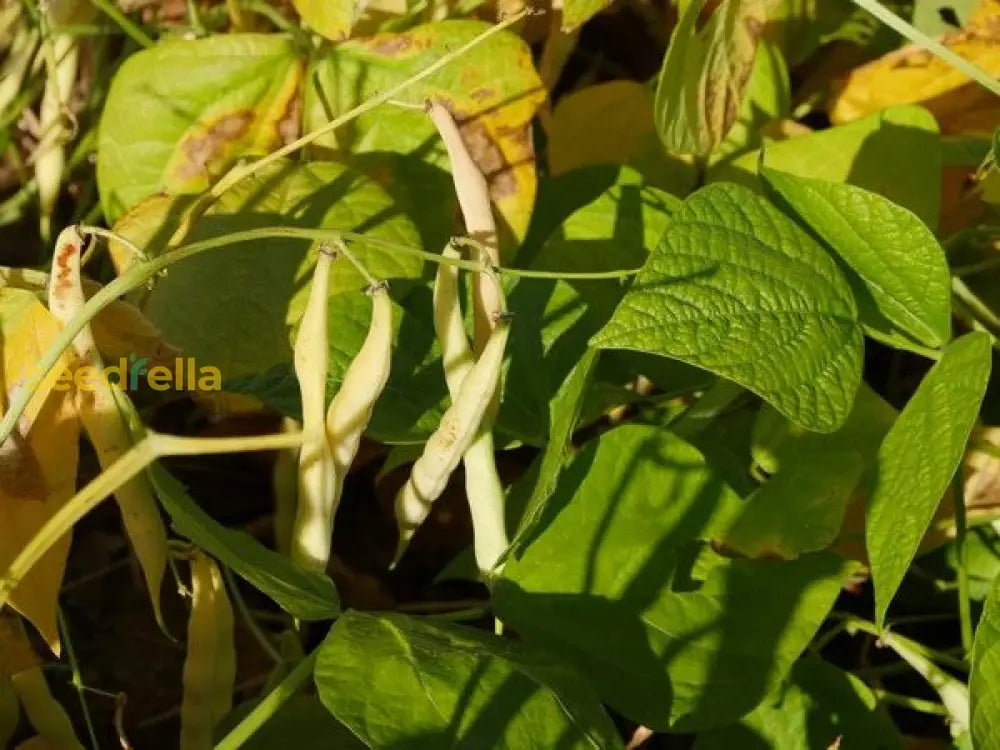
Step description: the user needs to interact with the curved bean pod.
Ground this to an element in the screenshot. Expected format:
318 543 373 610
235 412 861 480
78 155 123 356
393 309 509 566
47 226 168 629
433 248 508 574
325 282 393 525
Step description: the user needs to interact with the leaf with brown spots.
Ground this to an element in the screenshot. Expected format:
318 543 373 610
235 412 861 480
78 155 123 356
830 0 1000 136
304 20 544 256
0 289 80 652
654 0 776 156
97 34 303 222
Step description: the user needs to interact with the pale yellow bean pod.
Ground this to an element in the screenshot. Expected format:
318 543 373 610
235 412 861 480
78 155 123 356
393 314 509 565
47 227 168 628
325 282 393 518
432 249 508 574
290 250 337 572
180 551 236 750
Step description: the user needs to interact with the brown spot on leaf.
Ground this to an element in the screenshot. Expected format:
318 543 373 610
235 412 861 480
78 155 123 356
277 91 301 145
366 33 423 56
458 118 519 199
470 87 496 102
175 111 254 182
53 241 78 295
0 429 48 501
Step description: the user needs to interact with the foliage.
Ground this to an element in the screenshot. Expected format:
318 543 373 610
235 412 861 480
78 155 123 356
4 0 1000 747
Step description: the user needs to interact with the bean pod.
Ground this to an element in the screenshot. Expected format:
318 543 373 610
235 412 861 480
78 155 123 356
47 226 168 628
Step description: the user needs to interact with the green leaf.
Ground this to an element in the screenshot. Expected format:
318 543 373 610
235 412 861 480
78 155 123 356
292 0 354 41
716 449 863 560
695 655 902 749
507 348 600 556
313 611 623 749
972 572 1000 750
97 34 302 222
147 463 340 621
591 182 863 433
709 106 942 230
867 332 993 627
762 168 952 348
115 160 422 388
751 383 896 475
223 697 364 749
495 424 852 730
654 0 770 156
304 20 544 244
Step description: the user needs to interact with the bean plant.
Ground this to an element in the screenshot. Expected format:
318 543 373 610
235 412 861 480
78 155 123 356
2 0 1000 747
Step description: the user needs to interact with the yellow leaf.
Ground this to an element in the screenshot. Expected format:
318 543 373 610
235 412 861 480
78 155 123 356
0 289 79 652
830 21 1000 135
548 81 657 174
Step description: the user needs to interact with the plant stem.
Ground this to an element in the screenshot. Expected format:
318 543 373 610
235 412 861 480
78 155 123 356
85 0 154 47
953 470 974 656
57 608 100 750
0 431 302 614
222 566 283 665
214 650 317 750
872 689 950 716
848 0 1000 98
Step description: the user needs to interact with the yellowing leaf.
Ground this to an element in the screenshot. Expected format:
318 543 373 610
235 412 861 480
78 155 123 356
293 0 354 41
0 289 79 652
830 22 1000 135
548 81 656 174
655 0 774 156
563 0 613 31
304 20 545 247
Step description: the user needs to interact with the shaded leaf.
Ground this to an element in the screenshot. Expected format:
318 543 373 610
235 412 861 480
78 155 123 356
563 0 613 30
695 655 902 749
98 34 302 221
113 160 421 389
223 697 365 749
716 449 863 560
314 611 623 749
867 332 992 627
762 168 952 348
148 462 340 621
591 182 863 432
496 424 852 730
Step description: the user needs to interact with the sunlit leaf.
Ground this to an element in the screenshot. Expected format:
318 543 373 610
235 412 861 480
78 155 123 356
591 182 863 432
293 0 354 41
867 332 992 627
304 20 544 247
98 34 303 222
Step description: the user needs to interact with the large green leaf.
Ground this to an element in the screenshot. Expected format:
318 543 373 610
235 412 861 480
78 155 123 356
654 0 770 156
304 20 544 244
867 332 993 627
148 463 340 621
591 182 863 432
495 424 852 730
972 573 1000 750
114 160 422 389
762 168 951 349
695 655 902 749
708 106 942 230
98 34 302 222
313 611 623 749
